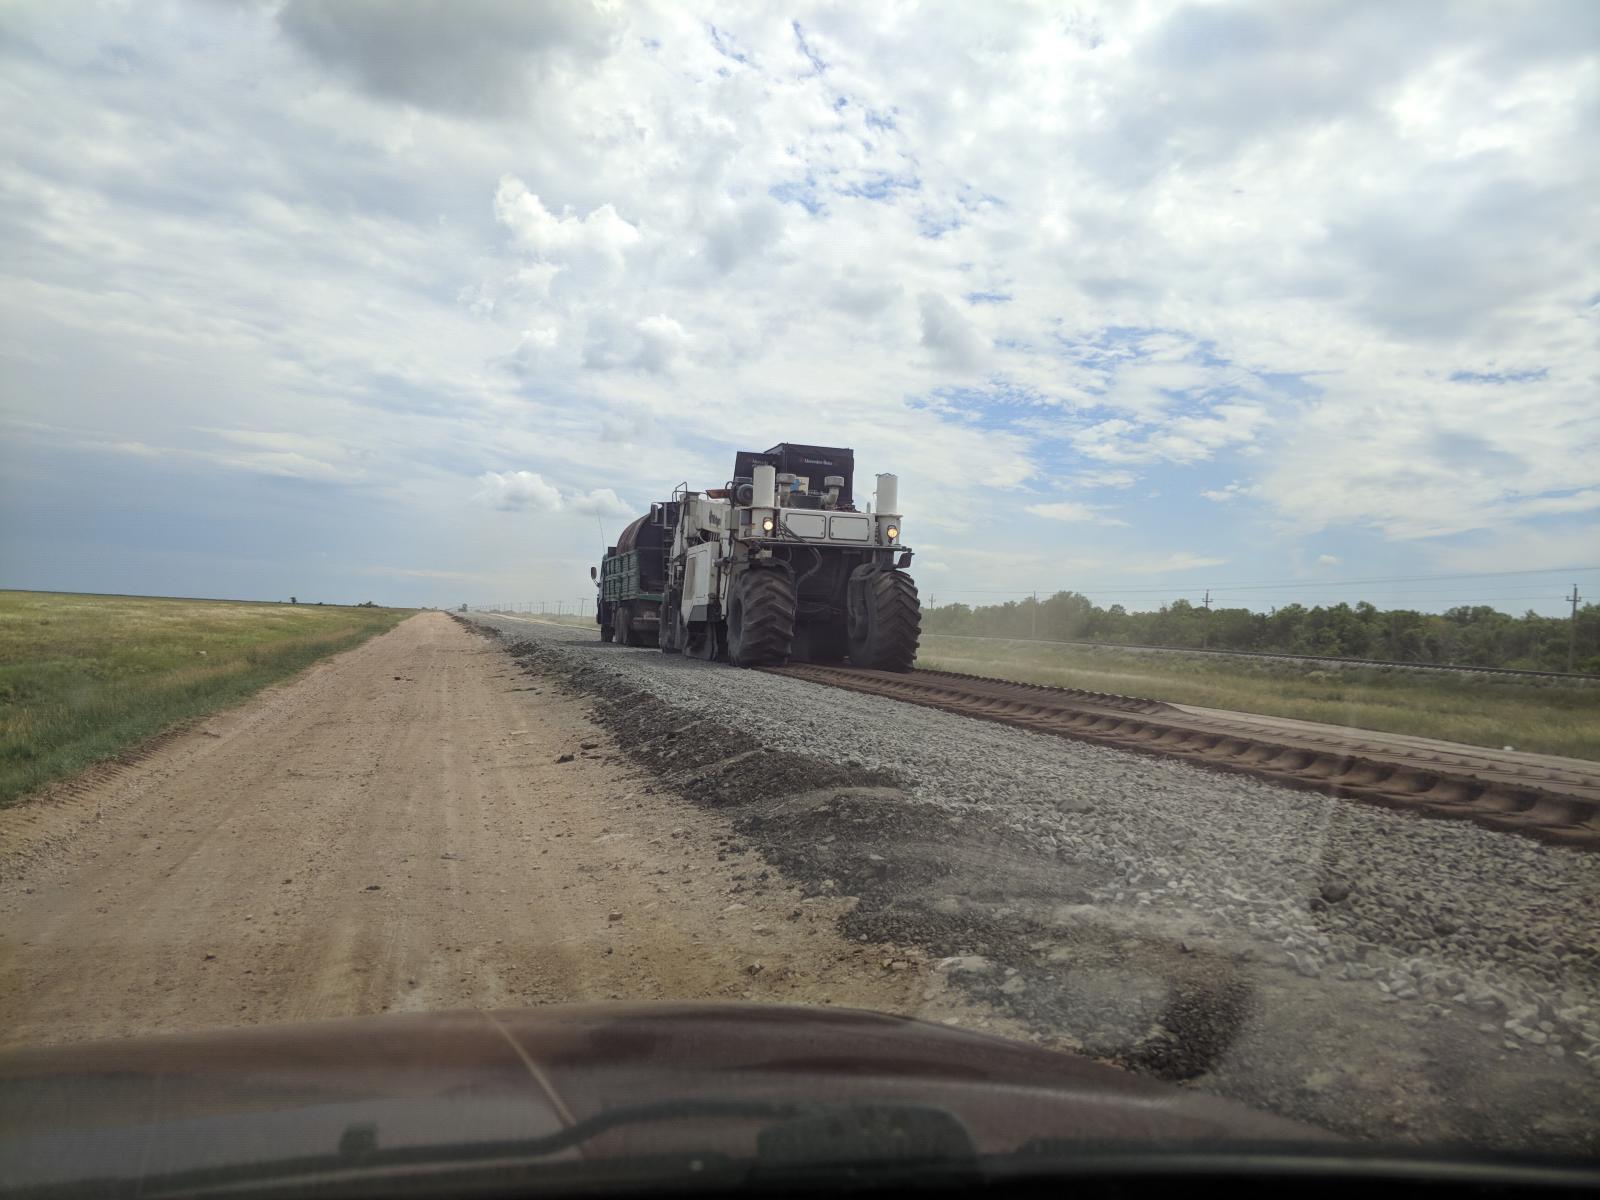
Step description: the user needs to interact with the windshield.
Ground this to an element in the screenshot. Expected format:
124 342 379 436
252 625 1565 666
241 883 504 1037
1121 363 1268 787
2 0 1598 1191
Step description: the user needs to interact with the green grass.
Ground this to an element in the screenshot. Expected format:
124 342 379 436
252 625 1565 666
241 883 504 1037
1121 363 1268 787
0 592 412 807
916 634 1600 761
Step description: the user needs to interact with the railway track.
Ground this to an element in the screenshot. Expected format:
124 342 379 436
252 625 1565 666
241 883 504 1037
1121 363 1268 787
763 663 1600 851
924 633 1599 681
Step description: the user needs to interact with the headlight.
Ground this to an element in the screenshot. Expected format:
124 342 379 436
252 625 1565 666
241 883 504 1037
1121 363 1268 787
885 525 899 541
761 517 774 532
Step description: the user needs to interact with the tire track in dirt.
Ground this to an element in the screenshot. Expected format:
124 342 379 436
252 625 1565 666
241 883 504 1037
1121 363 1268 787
0 612 1013 1049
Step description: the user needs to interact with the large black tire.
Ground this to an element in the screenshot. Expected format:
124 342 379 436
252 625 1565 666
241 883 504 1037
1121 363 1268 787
726 569 796 667
600 619 614 644
615 602 633 647
636 612 660 648
848 569 920 671
686 621 721 661
659 600 683 654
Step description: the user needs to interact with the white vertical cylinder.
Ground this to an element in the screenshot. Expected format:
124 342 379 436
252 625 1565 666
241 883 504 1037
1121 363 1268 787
752 464 776 509
875 472 899 514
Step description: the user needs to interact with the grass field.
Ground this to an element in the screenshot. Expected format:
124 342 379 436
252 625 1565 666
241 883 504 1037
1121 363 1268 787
916 634 1600 761
0 592 411 807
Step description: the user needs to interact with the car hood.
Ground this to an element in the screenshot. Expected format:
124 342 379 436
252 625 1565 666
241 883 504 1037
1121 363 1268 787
0 1002 1331 1193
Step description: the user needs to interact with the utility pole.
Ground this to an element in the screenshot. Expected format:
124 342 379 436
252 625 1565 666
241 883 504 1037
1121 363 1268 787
1031 590 1038 641
1569 584 1583 672
1201 589 1212 648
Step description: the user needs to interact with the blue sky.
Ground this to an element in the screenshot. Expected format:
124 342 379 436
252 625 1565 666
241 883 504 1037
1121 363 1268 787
1 1 1596 615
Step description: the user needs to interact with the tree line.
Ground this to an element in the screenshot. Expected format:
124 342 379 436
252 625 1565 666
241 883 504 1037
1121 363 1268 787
922 592 1600 673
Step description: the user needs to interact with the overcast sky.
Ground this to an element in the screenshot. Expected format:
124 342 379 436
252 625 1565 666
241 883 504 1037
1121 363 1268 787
2 1 1596 614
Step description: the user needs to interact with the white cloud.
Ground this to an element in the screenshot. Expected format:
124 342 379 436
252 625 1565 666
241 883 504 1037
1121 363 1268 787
1096 362 1218 418
201 429 356 481
474 470 563 512
278 0 619 117
360 565 492 581
1315 554 1340 566
1510 488 1600 519
566 487 633 518
1126 552 1229 575
918 293 988 371
633 314 690 375
1078 469 1138 489
1145 405 1270 465
1423 524 1600 575
703 197 785 274
1256 373 1600 539
473 471 633 518
1025 501 1128 526
1201 481 1260 503
9 422 357 482
494 177 640 281
580 311 691 374
1 1 1594 610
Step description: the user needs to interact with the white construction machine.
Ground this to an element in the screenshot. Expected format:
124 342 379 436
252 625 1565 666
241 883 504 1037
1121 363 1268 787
601 443 920 669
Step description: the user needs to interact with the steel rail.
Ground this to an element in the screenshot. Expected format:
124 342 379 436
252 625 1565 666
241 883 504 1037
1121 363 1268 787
761 663 1600 851
921 633 1598 681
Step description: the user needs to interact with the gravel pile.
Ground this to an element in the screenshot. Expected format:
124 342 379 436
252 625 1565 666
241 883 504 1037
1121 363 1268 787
467 613 1600 1142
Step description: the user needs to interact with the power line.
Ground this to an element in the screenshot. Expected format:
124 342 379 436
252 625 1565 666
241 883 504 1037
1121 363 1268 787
1185 567 1600 594
934 595 1575 613
935 565 1600 597
1205 592 1574 604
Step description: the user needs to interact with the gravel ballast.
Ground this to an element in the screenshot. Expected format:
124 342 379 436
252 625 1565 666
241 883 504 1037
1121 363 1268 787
466 613 1600 1151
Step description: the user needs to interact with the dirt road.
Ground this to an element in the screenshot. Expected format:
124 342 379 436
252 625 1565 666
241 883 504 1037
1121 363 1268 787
0 612 999 1048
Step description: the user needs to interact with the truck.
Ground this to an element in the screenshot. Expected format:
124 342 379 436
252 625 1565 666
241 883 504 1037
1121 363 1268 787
594 512 667 646
592 442 919 669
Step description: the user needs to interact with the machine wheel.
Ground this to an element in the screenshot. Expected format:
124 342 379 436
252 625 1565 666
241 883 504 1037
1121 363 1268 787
685 621 721 661
847 569 920 671
600 618 614 643
659 600 684 654
615 602 633 646
726 569 796 667
636 611 660 648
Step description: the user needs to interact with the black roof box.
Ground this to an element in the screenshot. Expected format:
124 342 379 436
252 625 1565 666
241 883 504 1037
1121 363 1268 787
732 443 854 504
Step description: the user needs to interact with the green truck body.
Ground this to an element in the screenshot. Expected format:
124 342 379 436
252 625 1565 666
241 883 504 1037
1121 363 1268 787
594 513 667 646
600 549 662 605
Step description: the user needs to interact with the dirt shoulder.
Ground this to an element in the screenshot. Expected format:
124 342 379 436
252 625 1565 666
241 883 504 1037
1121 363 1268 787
0 612 1011 1049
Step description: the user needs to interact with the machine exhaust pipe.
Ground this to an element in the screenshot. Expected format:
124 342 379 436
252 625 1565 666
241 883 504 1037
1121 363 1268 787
875 473 899 515
752 463 777 509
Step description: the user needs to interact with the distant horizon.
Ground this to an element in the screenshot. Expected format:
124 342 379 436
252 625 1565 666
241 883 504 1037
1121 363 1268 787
6 569 1592 624
0 586 418 611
